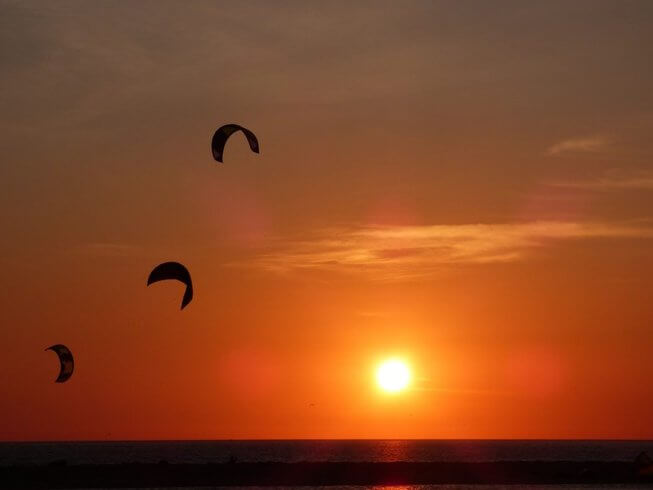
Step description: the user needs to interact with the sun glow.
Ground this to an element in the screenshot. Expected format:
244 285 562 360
376 359 411 393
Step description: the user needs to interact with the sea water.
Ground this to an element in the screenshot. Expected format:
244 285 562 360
1 439 652 466
3 440 652 489
68 486 653 490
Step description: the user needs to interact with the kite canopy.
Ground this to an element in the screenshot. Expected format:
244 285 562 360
211 124 259 163
147 261 193 309
45 344 74 383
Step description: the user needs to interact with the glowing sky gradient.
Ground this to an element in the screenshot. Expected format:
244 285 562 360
2 0 653 440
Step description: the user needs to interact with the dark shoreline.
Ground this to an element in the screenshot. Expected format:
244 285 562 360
2 461 653 488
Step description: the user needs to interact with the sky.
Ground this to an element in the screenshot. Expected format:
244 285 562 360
2 0 653 440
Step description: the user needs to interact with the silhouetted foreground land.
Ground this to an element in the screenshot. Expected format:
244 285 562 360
2 461 653 488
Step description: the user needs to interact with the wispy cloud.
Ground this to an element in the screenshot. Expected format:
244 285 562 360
243 221 653 280
547 135 608 155
550 171 653 191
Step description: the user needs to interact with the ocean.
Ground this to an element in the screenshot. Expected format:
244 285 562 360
61 487 653 490
1 439 652 466
3 440 652 489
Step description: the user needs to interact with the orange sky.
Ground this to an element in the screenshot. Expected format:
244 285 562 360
2 1 653 440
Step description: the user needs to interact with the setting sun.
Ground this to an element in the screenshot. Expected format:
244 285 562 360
376 359 411 393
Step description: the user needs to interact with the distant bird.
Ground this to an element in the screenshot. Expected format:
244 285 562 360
45 344 74 383
147 261 193 309
211 124 259 163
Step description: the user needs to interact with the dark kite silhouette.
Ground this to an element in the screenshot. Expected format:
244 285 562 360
45 344 74 383
211 124 259 163
147 261 193 309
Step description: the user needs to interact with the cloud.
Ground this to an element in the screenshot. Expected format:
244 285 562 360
547 135 608 155
241 221 653 280
550 172 653 191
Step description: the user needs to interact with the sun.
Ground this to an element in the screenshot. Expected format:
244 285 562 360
376 359 411 393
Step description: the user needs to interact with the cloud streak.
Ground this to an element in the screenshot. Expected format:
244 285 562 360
547 135 608 155
243 221 653 280
550 172 653 191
